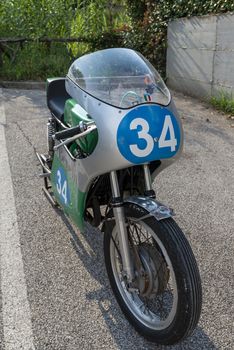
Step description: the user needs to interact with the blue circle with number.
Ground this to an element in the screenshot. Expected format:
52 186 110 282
56 167 71 206
117 105 181 164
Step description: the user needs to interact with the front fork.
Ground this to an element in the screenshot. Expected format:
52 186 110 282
109 164 154 282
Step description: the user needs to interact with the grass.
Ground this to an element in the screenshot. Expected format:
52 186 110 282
210 91 234 116
0 43 72 81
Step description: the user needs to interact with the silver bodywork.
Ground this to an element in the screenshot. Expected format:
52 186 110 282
63 77 180 282
63 78 183 193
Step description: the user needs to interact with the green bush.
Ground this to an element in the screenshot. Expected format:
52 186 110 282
0 43 71 80
210 91 234 115
0 0 129 80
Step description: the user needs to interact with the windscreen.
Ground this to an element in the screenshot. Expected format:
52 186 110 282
67 48 170 109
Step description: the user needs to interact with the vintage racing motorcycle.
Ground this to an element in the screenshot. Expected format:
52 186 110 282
37 48 202 345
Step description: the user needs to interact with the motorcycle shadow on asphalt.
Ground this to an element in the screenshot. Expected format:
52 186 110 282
55 207 218 350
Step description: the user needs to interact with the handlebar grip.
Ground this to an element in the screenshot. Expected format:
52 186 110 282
54 124 87 140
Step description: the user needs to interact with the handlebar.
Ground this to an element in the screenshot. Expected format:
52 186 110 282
53 122 97 151
54 122 87 140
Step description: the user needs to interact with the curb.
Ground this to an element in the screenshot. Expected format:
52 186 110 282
0 81 45 90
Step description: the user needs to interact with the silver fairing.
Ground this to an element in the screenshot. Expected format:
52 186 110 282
59 78 183 193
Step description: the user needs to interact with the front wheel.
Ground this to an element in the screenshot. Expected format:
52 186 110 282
104 203 202 345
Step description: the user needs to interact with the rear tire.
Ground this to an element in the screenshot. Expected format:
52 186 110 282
104 203 202 345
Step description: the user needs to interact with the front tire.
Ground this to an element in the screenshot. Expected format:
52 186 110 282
104 203 202 345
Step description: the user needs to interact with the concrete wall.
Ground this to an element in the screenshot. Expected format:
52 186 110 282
166 13 234 98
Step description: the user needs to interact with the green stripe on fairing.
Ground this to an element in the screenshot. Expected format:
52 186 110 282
51 154 87 231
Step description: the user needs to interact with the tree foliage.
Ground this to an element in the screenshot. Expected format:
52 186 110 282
0 0 75 38
69 0 128 57
0 0 128 39
0 0 128 80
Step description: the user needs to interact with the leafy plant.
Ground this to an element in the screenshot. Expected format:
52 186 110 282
0 43 70 80
0 0 129 80
210 91 234 115
0 0 75 38
69 0 129 58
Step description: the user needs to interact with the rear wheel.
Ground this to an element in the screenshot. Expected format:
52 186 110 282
104 203 202 345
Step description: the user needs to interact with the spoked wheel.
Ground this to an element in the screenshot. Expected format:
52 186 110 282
104 203 202 345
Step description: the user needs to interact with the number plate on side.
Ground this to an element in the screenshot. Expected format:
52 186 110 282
117 105 181 164
56 167 71 206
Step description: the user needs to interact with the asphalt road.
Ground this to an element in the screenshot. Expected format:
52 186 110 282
0 88 233 350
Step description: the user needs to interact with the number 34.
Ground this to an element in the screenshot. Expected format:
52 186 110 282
56 169 68 204
129 115 177 157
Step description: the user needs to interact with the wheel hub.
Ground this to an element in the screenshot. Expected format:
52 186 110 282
136 243 169 298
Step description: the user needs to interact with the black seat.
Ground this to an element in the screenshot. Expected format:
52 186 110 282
46 78 71 120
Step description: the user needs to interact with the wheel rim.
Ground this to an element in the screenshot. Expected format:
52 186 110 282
110 218 178 330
